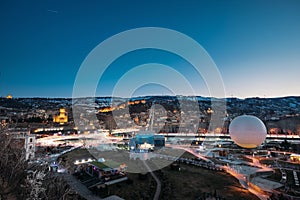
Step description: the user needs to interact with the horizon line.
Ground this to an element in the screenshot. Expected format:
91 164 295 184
1 94 300 100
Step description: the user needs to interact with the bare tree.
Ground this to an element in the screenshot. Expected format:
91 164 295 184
0 126 83 200
0 126 28 199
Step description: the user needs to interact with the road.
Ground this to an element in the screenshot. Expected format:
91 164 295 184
171 145 271 200
142 161 161 200
167 144 211 162
224 166 269 200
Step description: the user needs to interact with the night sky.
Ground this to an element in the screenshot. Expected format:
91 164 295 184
1 0 300 98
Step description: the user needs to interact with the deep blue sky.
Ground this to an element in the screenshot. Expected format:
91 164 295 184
0 0 300 98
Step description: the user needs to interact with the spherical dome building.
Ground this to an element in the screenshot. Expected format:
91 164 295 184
229 115 267 148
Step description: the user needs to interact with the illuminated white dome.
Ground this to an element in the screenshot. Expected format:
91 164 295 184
229 115 267 148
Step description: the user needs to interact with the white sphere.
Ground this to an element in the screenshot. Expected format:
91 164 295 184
229 115 267 148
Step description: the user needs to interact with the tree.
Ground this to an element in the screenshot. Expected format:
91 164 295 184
25 169 47 200
0 126 77 200
0 127 28 199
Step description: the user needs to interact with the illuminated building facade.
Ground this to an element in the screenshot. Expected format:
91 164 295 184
290 154 300 163
53 108 68 124
129 132 165 152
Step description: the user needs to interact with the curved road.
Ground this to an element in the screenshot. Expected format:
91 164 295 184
142 161 161 200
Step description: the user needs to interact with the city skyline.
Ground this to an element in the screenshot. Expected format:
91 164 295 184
1 0 300 98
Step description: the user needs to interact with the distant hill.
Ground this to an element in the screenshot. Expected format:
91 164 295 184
1 95 300 133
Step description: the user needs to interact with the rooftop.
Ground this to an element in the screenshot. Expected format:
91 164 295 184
90 160 120 170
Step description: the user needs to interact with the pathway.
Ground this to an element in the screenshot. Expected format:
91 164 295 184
224 166 269 200
168 144 211 162
61 173 102 200
142 161 161 200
